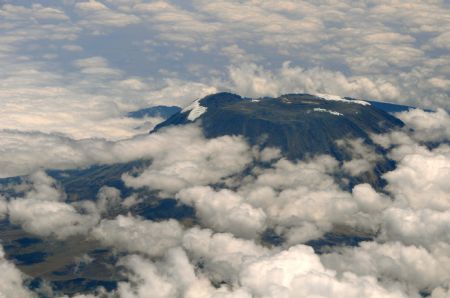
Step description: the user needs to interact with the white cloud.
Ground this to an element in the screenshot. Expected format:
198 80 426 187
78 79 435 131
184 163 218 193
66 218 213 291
107 235 413 297
431 32 450 50
337 138 382 176
116 254 178 298
428 77 450 90
239 244 407 298
92 215 183 256
258 147 282 163
249 155 339 191
0 4 78 47
381 208 450 248
75 0 140 29
383 145 450 211
352 183 390 214
0 4 68 21
116 246 252 298
177 186 266 238
237 156 374 243
225 62 403 102
122 126 252 195
0 35 217 142
95 186 122 215
396 108 450 143
0 196 7 220
322 241 450 294
6 171 99 239
8 197 99 239
0 124 249 178
0 245 34 298
431 284 450 298
73 56 122 76
181 227 270 285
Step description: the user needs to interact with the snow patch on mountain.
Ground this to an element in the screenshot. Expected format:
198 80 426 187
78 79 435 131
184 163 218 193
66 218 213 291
182 99 207 121
315 93 371 106
313 108 343 116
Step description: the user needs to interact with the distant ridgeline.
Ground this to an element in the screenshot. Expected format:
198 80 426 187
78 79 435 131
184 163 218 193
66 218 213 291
127 105 182 119
367 100 414 113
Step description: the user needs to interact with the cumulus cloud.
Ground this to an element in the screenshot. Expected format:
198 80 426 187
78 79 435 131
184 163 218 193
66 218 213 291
431 285 450 298
117 248 206 298
95 186 122 215
235 156 379 243
396 108 450 143
352 183 390 214
0 196 7 220
177 186 266 238
9 198 98 239
73 56 122 76
181 227 270 285
122 126 252 195
116 254 179 298
115 232 411 298
322 241 450 295
383 146 450 211
116 246 253 298
0 124 249 178
337 138 383 176
431 32 450 50
224 62 438 107
92 215 183 257
239 245 407 298
5 171 99 239
0 245 34 298
380 208 450 248
115 236 410 297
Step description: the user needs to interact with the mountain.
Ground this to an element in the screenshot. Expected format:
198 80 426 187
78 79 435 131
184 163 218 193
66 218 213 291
39 92 408 199
0 93 408 200
153 92 403 161
367 100 414 113
127 105 182 119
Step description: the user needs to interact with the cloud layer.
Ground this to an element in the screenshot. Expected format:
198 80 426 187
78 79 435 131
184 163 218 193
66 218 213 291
0 107 448 297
